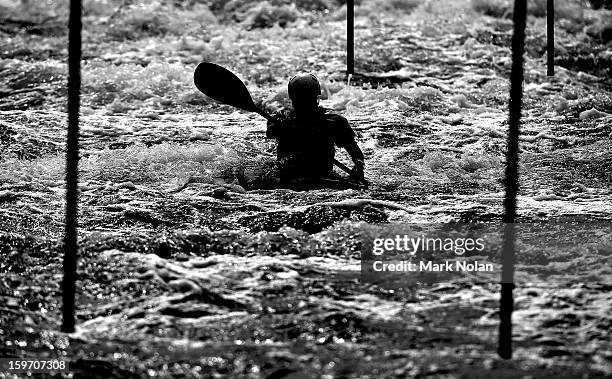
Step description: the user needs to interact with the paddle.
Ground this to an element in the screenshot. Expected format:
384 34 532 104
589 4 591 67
193 62 366 186
194 62 274 122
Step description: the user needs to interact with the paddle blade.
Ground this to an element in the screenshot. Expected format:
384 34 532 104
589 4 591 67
194 62 257 112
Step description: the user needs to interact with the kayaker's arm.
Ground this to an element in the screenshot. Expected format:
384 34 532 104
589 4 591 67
266 113 286 139
330 113 365 181
344 141 365 181
345 141 365 166
266 119 280 139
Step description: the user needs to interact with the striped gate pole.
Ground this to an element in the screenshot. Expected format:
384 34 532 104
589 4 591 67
62 0 82 333
499 0 527 359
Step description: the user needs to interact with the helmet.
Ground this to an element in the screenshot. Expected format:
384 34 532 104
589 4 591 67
288 73 321 100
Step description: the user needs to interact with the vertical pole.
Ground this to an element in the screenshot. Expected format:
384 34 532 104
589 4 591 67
347 0 354 76
499 0 527 360
547 0 554 76
62 0 82 333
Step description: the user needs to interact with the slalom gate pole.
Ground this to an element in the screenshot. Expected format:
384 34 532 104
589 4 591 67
547 0 555 76
62 0 82 333
499 0 527 360
347 0 355 76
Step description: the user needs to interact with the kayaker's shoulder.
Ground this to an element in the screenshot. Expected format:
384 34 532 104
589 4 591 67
270 108 295 122
319 107 350 125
